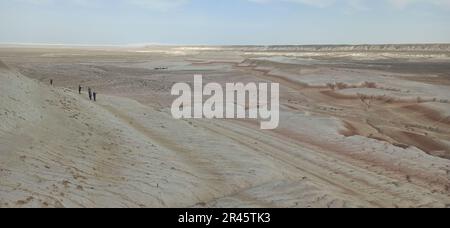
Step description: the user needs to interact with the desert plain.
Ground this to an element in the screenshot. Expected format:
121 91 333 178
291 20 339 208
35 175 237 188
1 44 450 208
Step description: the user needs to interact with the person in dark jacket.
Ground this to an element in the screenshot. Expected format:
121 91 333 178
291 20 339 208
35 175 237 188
50 79 53 86
88 88 92 100
79 85 82 94
93 92 97 102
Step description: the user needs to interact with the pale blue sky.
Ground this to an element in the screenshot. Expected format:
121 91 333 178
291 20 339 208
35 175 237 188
1 0 449 45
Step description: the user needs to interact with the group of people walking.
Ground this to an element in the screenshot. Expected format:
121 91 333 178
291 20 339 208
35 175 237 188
49 79 98 102
79 85 97 102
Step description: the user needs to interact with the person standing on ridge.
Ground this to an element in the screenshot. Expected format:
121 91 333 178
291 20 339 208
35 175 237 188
93 92 97 102
50 79 53 86
88 88 92 101
79 85 82 94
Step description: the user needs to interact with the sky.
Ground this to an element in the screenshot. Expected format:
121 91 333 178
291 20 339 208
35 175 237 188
0 0 450 45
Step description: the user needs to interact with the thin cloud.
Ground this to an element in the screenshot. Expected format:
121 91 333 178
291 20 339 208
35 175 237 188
247 0 336 8
128 0 189 11
12 0 190 11
13 0 450 10
387 0 450 9
247 0 450 10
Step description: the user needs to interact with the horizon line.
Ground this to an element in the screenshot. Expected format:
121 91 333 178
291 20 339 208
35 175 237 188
1 42 450 48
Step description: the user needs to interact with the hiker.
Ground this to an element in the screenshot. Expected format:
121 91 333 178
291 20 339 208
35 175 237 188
78 85 82 94
93 92 97 102
88 88 92 100
50 79 53 86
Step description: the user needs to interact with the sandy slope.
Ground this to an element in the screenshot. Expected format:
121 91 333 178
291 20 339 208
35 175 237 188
0 60 369 207
1 56 450 208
